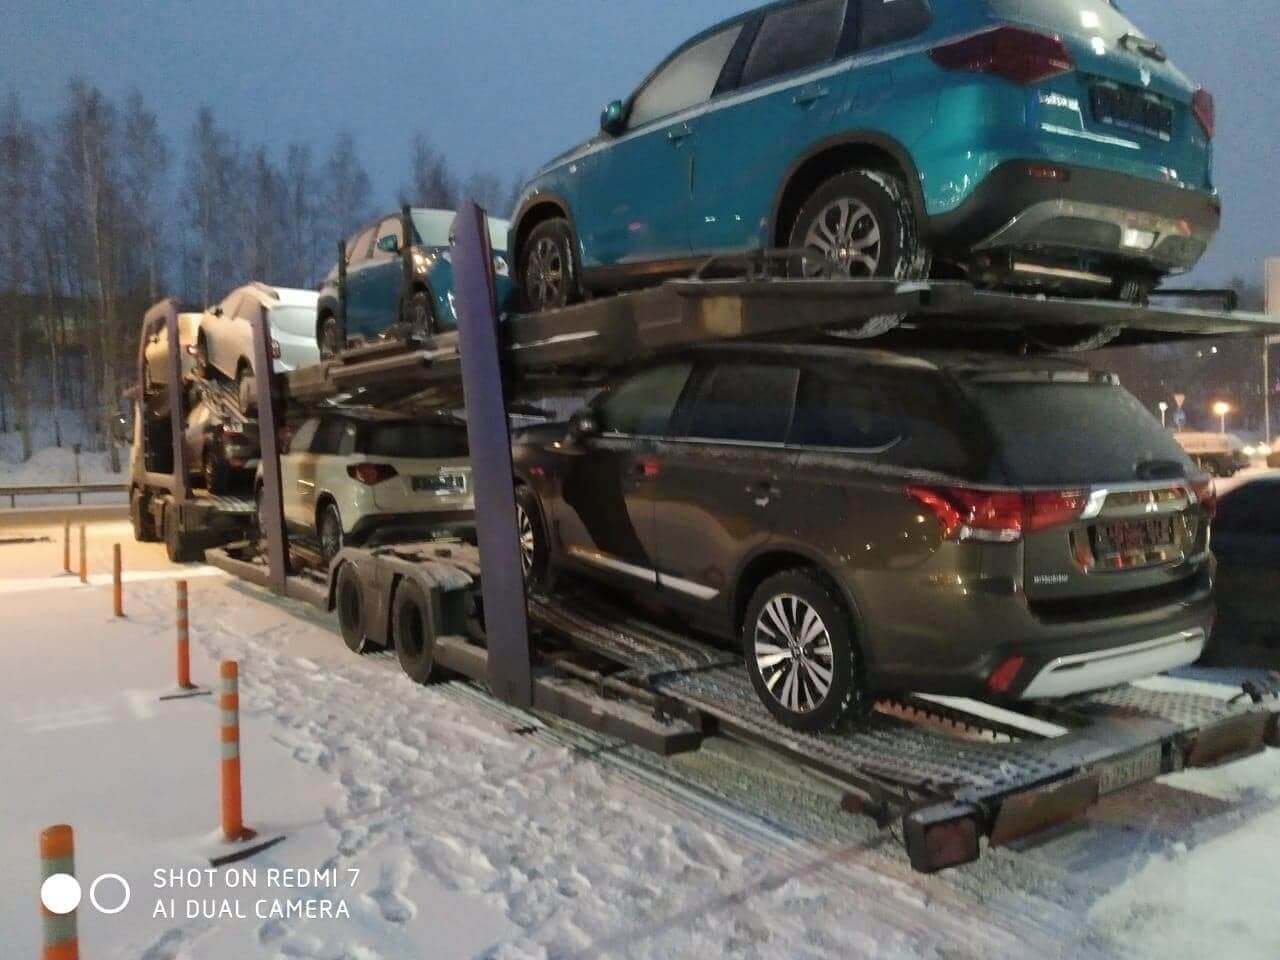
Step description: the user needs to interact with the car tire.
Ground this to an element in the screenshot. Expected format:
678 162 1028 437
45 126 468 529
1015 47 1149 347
515 485 553 591
334 562 372 654
164 503 204 564
518 218 580 313
789 169 926 339
131 487 158 543
318 501 344 568
318 315 343 360
405 289 435 341
203 444 231 494
195 335 210 380
237 368 257 417
742 569 867 733
392 578 446 684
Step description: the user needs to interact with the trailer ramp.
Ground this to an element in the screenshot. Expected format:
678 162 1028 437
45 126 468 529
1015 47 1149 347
527 588 1272 872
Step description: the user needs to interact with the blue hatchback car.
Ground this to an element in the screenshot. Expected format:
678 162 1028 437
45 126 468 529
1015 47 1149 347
317 209 513 356
511 0 1219 312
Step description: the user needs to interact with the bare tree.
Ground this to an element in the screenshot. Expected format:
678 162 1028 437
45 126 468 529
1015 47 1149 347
182 106 235 306
60 79 124 469
324 132 372 239
282 143 320 287
239 145 285 282
0 90 38 460
406 134 456 209
120 91 169 302
460 171 506 216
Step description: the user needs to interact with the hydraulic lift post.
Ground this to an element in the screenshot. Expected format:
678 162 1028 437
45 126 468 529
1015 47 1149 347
251 312 291 594
164 302 191 499
452 201 534 709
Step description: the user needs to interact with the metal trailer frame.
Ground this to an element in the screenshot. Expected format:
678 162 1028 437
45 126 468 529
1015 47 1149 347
128 299 267 563
199 209 1280 872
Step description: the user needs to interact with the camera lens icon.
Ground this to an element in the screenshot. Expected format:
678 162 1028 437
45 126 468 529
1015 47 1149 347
41 874 131 915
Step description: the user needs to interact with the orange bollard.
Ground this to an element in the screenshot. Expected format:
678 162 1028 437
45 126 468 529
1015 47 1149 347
63 520 71 575
176 581 194 690
113 544 123 617
39 825 79 960
78 526 87 585
219 661 253 842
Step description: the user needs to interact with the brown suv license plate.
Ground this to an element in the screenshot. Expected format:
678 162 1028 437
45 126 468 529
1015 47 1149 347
1093 518 1175 556
1096 743 1163 795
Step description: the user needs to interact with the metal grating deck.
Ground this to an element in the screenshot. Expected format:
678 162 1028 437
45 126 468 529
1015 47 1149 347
528 588 1266 806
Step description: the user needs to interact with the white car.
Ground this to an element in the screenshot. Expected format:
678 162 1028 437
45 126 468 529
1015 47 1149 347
142 311 203 393
196 283 321 413
262 411 475 564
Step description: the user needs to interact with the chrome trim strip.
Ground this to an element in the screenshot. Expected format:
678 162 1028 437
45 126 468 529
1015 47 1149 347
566 545 656 585
1019 628 1206 700
659 573 720 600
1039 122 1141 150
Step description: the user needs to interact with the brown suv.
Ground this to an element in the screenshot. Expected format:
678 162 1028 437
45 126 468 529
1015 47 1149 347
512 344 1216 731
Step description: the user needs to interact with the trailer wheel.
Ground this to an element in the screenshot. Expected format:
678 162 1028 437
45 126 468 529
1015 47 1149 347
742 570 867 733
131 487 158 542
518 218 580 312
392 579 444 684
334 563 372 654
164 504 204 565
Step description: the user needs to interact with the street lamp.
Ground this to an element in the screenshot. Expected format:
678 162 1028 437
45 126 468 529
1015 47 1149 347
1213 401 1231 434
1158 401 1169 428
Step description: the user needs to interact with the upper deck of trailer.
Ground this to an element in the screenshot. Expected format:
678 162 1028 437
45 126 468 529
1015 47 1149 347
282 277 1280 409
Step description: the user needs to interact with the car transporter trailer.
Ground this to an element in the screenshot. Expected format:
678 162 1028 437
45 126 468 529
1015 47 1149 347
145 207 1280 873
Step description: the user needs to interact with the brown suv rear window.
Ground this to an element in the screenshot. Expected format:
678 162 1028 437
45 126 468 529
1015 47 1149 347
969 381 1193 485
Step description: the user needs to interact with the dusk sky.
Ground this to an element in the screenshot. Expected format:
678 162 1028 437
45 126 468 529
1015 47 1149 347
1 0 1275 285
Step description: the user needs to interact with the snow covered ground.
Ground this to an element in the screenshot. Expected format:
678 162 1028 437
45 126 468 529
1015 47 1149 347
0 406 128 506
1 518 1278 959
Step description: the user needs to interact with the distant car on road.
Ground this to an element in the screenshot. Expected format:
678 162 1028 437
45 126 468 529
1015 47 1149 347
196 283 321 414
142 311 202 394
513 344 1216 731
1208 471 1280 658
1174 431 1251 477
260 411 475 565
512 0 1218 313
316 209 513 358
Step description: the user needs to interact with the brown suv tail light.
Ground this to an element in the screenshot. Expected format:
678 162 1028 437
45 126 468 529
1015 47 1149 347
929 26 1074 86
1191 88 1215 139
906 486 1088 542
348 463 398 486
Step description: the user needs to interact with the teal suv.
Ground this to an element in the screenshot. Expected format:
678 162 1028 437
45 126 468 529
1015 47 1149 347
317 209 513 356
512 0 1219 310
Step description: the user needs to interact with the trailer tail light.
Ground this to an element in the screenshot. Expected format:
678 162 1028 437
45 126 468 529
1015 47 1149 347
1190 477 1217 519
903 809 981 874
348 463 398 486
987 656 1026 696
907 486 1087 542
1191 88 1215 139
930 26 1074 86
